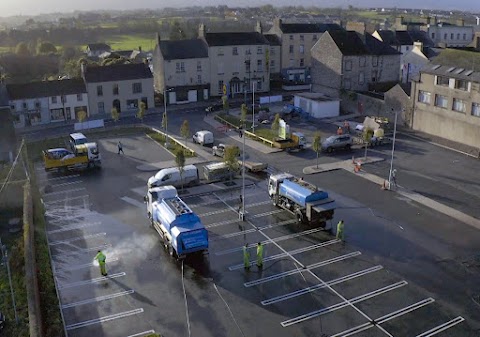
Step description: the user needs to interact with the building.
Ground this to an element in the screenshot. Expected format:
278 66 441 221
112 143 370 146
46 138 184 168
311 30 401 98
263 33 282 85
267 18 343 85
401 42 430 83
153 34 210 104
82 63 154 116
411 64 480 148
427 20 474 48
85 43 112 57
293 92 339 119
0 84 15 162
7 79 88 128
200 24 270 97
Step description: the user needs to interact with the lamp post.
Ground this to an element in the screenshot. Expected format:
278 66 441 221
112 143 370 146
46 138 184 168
252 81 255 133
163 88 173 147
388 108 401 190
240 120 246 221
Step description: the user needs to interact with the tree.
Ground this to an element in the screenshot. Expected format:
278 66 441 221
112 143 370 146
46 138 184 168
240 104 247 126
222 95 229 114
37 42 57 54
169 20 187 40
136 101 146 121
62 46 77 60
15 42 30 56
111 107 119 123
175 148 186 191
271 113 280 135
312 133 322 168
223 146 240 181
363 127 374 159
77 110 87 130
180 120 190 146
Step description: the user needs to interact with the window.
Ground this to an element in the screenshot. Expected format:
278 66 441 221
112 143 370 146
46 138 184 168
257 46 263 54
434 94 448 108
289 45 294 54
270 47 275 55
257 80 262 91
457 33 460 40
50 108 64 121
218 62 224 75
245 61 250 72
299 45 304 54
359 56 366 67
10 105 15 111
257 59 263 72
132 82 142 94
77 94 83 101
97 85 103 96
405 46 409 51
22 102 27 110
197 61 202 72
270 59 275 69
300 58 304 67
35 101 41 109
289 59 294 67
232 47 238 55
343 78 351 90
51 96 57 104
66 107 71 120
176 62 185 72
452 98 466 112
472 102 480 117
371 70 378 82
444 33 447 40
113 84 119 95
289 35 293 40
463 33 467 40
436 76 449 86
345 60 352 71
245 48 251 55
61 95 66 104
313 34 318 41
455 79 469 91
300 35 304 41
418 90 431 104
98 102 105 114
358 72 365 85
218 47 224 56
431 32 435 39
218 80 224 95
372 56 378 67
126 99 138 109
197 75 202 84
450 33 454 40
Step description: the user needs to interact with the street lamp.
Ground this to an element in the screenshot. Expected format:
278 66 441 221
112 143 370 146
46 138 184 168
252 81 255 133
239 120 246 221
388 108 401 190
163 88 173 147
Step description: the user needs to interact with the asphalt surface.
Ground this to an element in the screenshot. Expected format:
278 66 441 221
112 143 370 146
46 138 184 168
35 127 479 337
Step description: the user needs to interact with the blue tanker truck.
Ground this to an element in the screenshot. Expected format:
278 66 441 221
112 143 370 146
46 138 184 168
268 173 336 226
145 185 208 259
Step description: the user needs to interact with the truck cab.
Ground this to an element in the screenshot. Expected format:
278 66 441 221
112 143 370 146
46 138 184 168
268 173 294 198
145 185 178 219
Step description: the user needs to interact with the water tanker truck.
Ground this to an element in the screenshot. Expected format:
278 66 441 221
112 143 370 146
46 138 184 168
268 173 336 227
145 185 208 259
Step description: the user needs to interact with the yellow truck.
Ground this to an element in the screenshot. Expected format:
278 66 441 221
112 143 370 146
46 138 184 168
43 143 101 173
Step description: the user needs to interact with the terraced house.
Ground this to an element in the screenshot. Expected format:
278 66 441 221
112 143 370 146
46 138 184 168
411 65 480 148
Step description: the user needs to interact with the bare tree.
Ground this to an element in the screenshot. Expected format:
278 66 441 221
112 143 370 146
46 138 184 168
180 120 190 146
175 149 186 192
312 133 322 168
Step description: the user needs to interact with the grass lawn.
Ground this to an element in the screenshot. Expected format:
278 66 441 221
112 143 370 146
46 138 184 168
146 132 196 158
253 128 276 141
215 113 253 130
0 46 13 54
103 34 156 51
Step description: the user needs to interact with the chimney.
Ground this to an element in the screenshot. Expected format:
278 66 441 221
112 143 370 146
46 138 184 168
433 16 438 25
456 18 465 27
273 17 282 29
80 62 86 79
477 17 480 25
413 41 423 52
156 32 161 44
199 23 206 38
255 21 263 34
138 46 142 52
425 17 431 25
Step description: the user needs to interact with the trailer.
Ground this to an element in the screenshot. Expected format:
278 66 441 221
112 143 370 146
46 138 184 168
239 160 268 173
268 173 336 227
145 186 208 259
43 143 101 173
272 132 306 151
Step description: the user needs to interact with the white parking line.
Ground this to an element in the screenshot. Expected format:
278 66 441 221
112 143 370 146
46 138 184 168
58 244 112 256
54 257 119 273
43 187 86 197
62 290 135 309
58 272 126 289
244 251 360 287
44 195 89 205
189 191 261 207
65 308 144 330
262 265 383 305
251 210 283 218
216 228 323 255
205 218 240 228
415 317 465 337
49 232 106 246
51 180 83 188
199 200 272 217
210 219 297 240
47 221 101 234
127 331 156 337
281 281 408 327
121 196 146 209
40 174 81 182
229 239 341 271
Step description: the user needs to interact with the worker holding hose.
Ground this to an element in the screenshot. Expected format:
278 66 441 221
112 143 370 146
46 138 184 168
257 242 264 268
243 243 250 270
94 250 108 276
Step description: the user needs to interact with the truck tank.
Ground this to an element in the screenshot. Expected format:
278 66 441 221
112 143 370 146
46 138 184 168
279 179 328 208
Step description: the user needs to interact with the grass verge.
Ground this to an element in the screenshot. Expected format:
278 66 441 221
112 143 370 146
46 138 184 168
146 132 195 158
216 113 275 140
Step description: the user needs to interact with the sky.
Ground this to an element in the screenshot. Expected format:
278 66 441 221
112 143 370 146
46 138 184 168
0 0 479 17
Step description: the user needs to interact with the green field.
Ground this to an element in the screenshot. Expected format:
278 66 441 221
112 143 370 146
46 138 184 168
104 33 156 51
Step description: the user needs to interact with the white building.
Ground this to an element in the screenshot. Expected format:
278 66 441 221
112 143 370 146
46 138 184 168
294 92 339 119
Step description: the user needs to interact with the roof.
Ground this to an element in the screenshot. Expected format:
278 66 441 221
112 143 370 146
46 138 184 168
264 34 282 46
365 33 400 56
160 39 208 60
420 63 480 82
407 30 434 47
280 23 342 34
84 63 152 83
431 49 480 71
204 32 269 46
328 31 370 55
6 79 87 100
87 43 111 51
376 30 413 46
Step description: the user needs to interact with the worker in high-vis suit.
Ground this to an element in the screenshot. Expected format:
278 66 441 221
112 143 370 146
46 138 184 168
336 220 345 242
243 243 250 270
94 250 107 276
256 242 264 268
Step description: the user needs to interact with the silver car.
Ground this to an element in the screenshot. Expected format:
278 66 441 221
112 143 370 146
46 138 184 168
321 135 353 153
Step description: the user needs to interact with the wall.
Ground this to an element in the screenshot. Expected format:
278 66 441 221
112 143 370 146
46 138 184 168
10 97 49 127
294 96 339 118
152 44 165 92
48 93 89 121
311 33 343 98
269 45 281 75
163 57 210 88
428 25 474 47
280 32 323 70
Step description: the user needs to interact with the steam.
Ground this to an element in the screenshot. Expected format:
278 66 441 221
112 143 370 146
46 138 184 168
94 233 159 264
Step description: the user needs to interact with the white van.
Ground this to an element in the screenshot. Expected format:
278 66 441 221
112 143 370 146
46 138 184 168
69 133 88 151
192 130 214 146
148 165 199 188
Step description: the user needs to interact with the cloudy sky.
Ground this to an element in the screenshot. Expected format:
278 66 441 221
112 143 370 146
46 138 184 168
0 0 479 17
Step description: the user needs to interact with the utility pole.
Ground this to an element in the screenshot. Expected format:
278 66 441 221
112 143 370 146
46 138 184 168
388 108 400 190
252 81 255 133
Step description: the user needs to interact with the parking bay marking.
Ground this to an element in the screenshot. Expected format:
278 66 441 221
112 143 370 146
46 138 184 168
415 317 465 337
58 272 126 290
281 281 408 327
65 308 144 330
262 265 383 305
47 221 101 234
199 200 272 217
49 232 106 246
44 195 89 205
50 180 83 188
211 219 297 240
62 289 135 309
205 209 284 228
57 244 112 257
40 174 81 182
230 239 341 271
121 196 147 209
244 251 360 287
216 227 324 255
42 187 86 197
54 257 119 273
331 298 436 337
127 331 156 337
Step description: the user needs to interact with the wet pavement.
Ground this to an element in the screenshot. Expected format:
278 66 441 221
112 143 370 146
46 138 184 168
34 133 476 337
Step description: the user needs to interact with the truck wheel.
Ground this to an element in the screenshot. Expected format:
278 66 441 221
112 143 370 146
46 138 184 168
327 147 333 153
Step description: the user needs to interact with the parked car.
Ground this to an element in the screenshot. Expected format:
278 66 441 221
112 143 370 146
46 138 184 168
321 135 353 153
192 130 214 146
212 144 240 157
205 103 223 113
